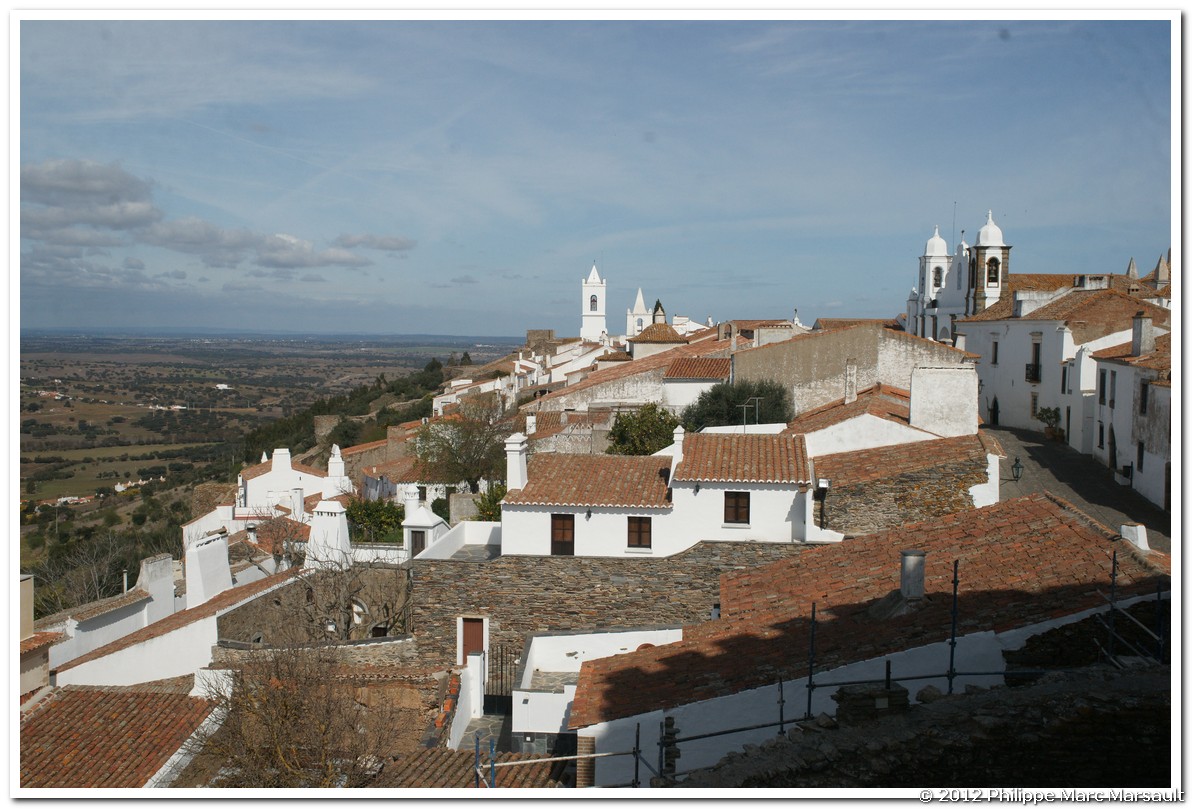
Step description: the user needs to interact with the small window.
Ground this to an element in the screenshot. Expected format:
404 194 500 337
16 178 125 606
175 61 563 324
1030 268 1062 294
1098 370 1107 405
1030 392 1039 419
1137 442 1145 473
1109 371 1117 409
933 266 942 287
1060 365 1068 395
590 294 598 312
991 341 999 366
551 514 575 556
1140 382 1150 414
417 485 428 501
628 516 651 548
1098 422 1105 448
724 492 750 525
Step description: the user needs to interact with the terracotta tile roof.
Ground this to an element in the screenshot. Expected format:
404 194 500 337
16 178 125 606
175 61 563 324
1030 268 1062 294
630 322 687 344
230 516 311 555
371 748 566 788
1091 332 1172 376
814 432 1003 485
342 438 389 456
365 455 420 482
970 289 1170 345
20 631 64 656
522 410 609 441
596 350 632 362
783 384 911 435
34 589 152 630
528 335 738 409
813 317 903 331
240 458 324 480
56 568 301 674
21 685 214 788
568 493 1169 729
503 454 674 509
673 433 811 484
307 492 353 511
664 357 731 380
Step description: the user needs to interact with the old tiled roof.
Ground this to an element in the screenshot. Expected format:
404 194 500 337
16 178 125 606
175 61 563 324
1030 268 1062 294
596 350 632 362
521 410 609 442
20 631 64 656
673 433 811 485
568 493 1168 729
503 454 674 509
814 432 1004 485
1091 332 1172 376
813 317 903 331
371 748 566 788
664 357 731 380
307 492 353 512
365 455 420 482
21 685 214 788
735 321 979 361
34 589 152 630
528 335 738 408
630 323 687 344
231 516 311 555
342 438 389 456
783 384 911 435
240 458 324 480
960 281 1163 329
56 568 301 674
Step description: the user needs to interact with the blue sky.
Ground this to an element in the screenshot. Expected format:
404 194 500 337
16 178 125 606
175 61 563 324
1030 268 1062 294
19 19 1174 336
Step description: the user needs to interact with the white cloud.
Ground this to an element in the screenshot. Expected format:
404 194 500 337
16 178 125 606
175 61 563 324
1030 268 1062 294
334 233 416 252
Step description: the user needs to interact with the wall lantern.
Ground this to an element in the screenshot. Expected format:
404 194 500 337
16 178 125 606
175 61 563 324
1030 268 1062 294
694 482 700 494
585 508 592 520
1011 456 1024 482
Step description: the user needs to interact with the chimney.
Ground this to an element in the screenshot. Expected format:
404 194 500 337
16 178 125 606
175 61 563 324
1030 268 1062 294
272 448 292 473
899 550 926 600
844 359 858 405
953 332 967 352
505 432 529 491
1120 523 1150 552
246 523 257 545
292 487 305 522
1131 311 1155 356
404 484 420 513
672 425 685 466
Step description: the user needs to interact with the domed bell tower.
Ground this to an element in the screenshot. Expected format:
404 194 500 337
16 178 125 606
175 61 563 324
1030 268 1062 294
967 211 1010 315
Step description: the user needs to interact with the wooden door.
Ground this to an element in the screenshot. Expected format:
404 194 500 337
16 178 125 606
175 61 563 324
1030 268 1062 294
462 618 484 661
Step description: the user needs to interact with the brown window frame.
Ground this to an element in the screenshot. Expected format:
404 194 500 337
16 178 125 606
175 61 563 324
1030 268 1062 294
724 491 750 525
551 513 575 556
627 516 652 548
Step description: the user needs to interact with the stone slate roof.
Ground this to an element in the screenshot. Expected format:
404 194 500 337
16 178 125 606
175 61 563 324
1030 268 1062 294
504 454 674 509
630 323 687 344
55 568 301 674
20 685 214 788
814 432 1004 486
663 357 731 380
783 384 912 435
673 433 811 485
568 493 1169 729
371 748 566 788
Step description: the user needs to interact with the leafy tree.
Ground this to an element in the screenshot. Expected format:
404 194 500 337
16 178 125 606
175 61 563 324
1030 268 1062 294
460 351 473 366
681 379 794 432
413 393 513 493
606 403 680 456
344 498 404 543
474 482 506 521
431 497 450 522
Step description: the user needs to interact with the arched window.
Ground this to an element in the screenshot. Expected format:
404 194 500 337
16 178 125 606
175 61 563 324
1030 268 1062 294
636 318 644 330
590 294 598 312
933 267 943 287
986 257 1000 285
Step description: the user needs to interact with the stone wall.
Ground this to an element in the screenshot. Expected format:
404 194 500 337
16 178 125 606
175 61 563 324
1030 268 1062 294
818 458 988 536
211 635 423 669
406 542 807 667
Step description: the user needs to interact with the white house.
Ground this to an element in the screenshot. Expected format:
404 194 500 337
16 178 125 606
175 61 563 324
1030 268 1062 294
1089 320 1171 509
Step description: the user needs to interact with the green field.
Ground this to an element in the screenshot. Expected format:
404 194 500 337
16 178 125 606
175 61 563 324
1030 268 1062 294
21 442 224 501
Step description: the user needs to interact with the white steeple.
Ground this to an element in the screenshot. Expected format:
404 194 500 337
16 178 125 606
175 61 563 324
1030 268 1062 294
626 287 649 338
581 262 607 341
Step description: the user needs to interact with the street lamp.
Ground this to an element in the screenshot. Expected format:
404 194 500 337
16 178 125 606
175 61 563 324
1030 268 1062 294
1011 456 1023 482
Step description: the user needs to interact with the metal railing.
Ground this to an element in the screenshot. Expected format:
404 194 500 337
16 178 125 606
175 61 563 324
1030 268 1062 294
1025 363 1042 382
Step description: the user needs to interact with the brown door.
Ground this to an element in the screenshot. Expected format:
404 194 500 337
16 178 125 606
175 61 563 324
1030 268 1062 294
410 530 426 557
462 618 484 661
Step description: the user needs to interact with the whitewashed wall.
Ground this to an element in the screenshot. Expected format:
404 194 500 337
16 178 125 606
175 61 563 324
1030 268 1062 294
662 379 717 410
449 651 487 750
56 616 218 687
803 415 935 457
416 521 501 560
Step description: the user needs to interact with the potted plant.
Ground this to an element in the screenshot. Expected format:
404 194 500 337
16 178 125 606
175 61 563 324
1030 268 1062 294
1036 406 1063 441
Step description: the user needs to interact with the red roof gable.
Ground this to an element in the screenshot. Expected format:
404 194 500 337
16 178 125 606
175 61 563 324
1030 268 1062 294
673 433 811 484
568 493 1168 728
783 384 912 435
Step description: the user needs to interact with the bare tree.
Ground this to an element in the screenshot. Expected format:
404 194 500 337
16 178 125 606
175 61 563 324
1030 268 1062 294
187 646 408 787
29 531 125 617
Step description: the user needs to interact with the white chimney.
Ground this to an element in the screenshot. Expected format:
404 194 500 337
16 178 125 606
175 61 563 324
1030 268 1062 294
185 536 234 607
1121 523 1150 552
404 484 420 513
505 432 529 491
1131 312 1155 357
304 500 352 571
526 413 537 436
672 425 685 466
900 550 926 600
292 488 305 522
272 448 292 473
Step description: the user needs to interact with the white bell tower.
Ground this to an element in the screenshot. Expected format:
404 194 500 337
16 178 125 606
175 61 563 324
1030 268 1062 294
581 262 607 341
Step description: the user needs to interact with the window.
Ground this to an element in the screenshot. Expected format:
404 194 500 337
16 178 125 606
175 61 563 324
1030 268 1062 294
724 492 750 525
1098 370 1107 405
991 340 999 366
933 266 942 287
1060 365 1068 395
627 516 652 548
417 485 428 501
590 294 598 312
1140 382 1150 414
1109 371 1117 409
551 514 575 556
1137 442 1145 473
1098 422 1105 448
410 529 426 557
1030 392 1039 419
986 257 1000 284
